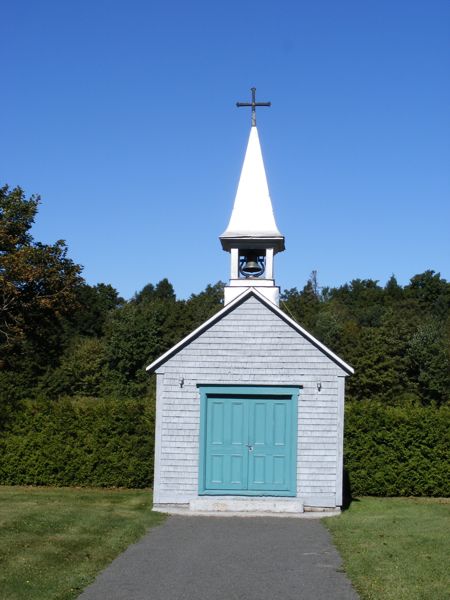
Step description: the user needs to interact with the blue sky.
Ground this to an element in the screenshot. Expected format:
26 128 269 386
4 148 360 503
2 0 449 299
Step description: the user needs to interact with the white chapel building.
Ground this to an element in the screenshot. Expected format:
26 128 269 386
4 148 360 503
147 94 353 514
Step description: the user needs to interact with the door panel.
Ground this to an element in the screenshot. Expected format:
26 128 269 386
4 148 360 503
211 401 224 444
205 399 248 490
273 402 287 445
247 399 291 491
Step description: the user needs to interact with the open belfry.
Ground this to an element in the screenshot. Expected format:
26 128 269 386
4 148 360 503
147 89 353 515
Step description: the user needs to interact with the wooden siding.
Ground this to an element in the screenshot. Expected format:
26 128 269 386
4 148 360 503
154 295 346 508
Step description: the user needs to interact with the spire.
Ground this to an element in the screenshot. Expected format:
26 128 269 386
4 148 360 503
220 90 285 306
220 126 284 244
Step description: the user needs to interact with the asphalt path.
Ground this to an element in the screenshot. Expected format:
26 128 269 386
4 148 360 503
78 515 359 600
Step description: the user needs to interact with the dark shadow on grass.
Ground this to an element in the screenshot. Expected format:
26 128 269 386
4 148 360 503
342 468 359 511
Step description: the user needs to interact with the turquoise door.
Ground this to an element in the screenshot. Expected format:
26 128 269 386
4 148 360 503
205 398 249 491
200 387 298 496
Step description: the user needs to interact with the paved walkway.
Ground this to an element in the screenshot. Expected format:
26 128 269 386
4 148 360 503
78 515 359 600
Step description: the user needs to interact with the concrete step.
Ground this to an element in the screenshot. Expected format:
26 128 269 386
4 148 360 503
189 496 304 514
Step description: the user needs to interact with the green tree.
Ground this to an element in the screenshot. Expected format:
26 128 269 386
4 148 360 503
384 274 403 302
406 319 450 406
314 304 344 352
65 282 123 339
39 337 107 399
101 280 182 397
0 186 83 409
328 278 385 328
133 278 176 304
0 186 82 363
184 282 224 330
281 272 321 332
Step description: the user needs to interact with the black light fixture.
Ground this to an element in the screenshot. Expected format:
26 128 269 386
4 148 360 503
239 250 265 278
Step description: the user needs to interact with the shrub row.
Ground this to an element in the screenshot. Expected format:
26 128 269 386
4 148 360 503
345 402 450 497
0 398 448 495
0 397 155 488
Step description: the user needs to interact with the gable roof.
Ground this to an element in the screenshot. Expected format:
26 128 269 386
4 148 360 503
146 288 354 375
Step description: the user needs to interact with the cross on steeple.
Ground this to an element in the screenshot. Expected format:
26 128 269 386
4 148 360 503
236 87 271 127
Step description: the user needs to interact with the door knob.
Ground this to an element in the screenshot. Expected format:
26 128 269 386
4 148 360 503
246 444 254 451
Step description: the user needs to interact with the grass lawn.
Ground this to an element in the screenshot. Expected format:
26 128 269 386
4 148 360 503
324 497 450 600
0 486 165 600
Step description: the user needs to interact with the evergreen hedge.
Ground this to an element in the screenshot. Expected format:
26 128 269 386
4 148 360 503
0 398 448 496
345 402 450 497
0 397 155 488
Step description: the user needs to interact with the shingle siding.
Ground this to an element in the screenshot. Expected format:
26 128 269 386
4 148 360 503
153 295 347 508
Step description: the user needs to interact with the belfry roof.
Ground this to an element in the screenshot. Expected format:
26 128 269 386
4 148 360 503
220 127 284 245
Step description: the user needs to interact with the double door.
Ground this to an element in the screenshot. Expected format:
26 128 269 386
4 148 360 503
202 391 297 495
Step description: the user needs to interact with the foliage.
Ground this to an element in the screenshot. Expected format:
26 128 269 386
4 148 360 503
38 337 108 398
0 186 87 421
36 279 224 399
0 397 155 488
406 318 450 404
0 487 165 600
66 282 124 338
183 281 224 330
102 294 179 396
281 271 320 331
0 186 83 367
344 402 450 497
133 277 175 303
281 271 450 406
0 187 126 409
324 498 450 600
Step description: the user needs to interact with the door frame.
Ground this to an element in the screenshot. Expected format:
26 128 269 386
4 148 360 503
198 385 299 496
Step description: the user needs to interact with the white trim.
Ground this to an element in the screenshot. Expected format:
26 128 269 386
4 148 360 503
152 373 164 504
230 248 239 279
335 376 345 507
146 287 354 374
266 248 274 279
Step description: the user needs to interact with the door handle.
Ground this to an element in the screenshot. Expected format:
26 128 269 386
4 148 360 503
246 444 254 452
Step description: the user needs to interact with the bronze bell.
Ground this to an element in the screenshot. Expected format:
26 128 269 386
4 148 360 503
240 251 265 277
241 258 261 273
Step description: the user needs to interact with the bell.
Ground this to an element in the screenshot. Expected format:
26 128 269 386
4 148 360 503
241 259 261 273
239 251 265 277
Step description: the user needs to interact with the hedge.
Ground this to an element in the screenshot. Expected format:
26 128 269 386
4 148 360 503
345 402 450 497
0 397 155 488
0 398 448 495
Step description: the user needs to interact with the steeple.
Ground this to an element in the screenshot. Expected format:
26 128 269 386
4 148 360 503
221 127 284 241
220 95 285 306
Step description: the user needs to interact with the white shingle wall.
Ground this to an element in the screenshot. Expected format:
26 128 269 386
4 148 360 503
154 295 346 508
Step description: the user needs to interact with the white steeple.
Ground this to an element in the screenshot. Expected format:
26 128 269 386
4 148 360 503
220 113 285 306
221 127 283 240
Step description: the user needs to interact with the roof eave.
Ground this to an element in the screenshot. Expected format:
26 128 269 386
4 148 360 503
219 234 285 253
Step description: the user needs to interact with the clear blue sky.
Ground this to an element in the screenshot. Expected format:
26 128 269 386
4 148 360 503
2 0 449 299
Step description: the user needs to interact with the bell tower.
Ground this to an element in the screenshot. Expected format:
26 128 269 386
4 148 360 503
220 89 285 305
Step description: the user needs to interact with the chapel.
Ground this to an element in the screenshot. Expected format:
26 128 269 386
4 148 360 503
147 90 353 514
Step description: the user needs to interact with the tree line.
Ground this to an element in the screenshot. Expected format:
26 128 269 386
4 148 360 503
1 185 449 416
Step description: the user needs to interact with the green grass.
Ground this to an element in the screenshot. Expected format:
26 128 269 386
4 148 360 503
0 486 166 600
324 497 450 600
2 489 448 600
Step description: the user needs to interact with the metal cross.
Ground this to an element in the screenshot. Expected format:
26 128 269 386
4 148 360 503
236 87 271 127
